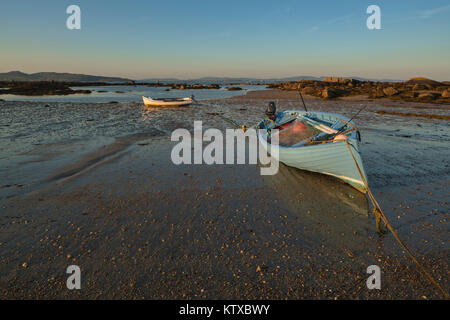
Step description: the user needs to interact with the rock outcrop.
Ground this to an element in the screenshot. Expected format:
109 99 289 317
406 77 442 88
383 87 399 96
418 92 439 99
322 87 345 99
322 77 359 85
268 76 449 104
441 90 450 98
301 86 316 95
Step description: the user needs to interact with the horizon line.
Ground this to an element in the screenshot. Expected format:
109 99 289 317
1 70 434 82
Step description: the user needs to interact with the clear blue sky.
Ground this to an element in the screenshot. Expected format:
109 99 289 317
1 0 449 80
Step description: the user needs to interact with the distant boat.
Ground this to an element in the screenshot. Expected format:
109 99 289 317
142 96 193 107
257 110 368 193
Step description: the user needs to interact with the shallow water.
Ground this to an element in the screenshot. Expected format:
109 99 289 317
0 100 170 199
0 85 267 103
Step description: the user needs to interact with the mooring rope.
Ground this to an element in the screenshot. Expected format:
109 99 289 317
344 139 449 299
201 101 449 298
214 113 247 131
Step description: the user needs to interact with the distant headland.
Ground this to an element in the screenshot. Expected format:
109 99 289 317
0 71 448 104
0 70 406 83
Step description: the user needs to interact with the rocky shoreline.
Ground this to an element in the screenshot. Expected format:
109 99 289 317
2 77 449 103
268 77 450 104
0 77 450 104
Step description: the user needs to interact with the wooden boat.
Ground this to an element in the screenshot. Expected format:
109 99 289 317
257 110 368 193
142 96 193 107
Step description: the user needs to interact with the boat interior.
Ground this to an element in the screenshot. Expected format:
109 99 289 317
150 97 191 102
259 111 357 147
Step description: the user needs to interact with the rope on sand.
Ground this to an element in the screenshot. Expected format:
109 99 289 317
201 101 449 298
344 139 449 299
198 101 256 132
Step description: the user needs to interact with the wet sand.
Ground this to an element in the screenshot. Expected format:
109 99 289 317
0 91 448 299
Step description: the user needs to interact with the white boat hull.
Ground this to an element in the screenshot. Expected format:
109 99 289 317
142 96 192 107
258 110 368 193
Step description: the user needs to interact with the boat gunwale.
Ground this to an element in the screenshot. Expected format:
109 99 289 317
144 96 192 102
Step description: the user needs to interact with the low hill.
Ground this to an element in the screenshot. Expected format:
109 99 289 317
0 71 132 82
405 77 442 86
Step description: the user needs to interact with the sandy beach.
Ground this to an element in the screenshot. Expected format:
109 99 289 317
0 90 448 299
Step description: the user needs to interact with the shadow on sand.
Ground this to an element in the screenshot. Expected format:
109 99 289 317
264 163 375 251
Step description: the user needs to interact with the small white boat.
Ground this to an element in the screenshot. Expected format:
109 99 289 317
142 96 193 107
257 110 368 193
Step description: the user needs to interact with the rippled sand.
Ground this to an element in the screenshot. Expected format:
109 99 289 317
0 92 448 299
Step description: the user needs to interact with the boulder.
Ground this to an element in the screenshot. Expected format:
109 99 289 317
322 87 344 99
299 79 316 85
76 90 92 94
372 87 385 98
413 84 426 91
383 87 399 96
441 90 450 98
418 92 438 99
172 84 186 90
322 77 357 85
301 86 316 95
403 91 418 98
322 77 339 83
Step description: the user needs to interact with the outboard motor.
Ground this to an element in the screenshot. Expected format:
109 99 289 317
265 101 277 120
